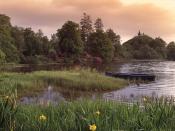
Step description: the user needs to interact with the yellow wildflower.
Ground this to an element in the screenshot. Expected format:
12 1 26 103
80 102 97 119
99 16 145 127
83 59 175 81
95 111 100 116
5 96 9 100
143 97 147 102
89 124 97 131
39 114 47 121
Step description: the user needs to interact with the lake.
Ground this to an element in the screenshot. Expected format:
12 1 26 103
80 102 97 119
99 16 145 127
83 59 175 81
104 60 175 102
20 60 175 104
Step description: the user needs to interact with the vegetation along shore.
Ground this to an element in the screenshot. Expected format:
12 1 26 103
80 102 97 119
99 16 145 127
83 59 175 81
0 69 127 97
1 97 175 131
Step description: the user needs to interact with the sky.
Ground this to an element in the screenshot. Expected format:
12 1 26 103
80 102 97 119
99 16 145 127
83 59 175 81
0 0 175 43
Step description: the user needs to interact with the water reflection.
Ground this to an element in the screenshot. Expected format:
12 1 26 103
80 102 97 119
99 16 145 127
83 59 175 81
103 61 175 101
20 86 65 105
20 86 98 105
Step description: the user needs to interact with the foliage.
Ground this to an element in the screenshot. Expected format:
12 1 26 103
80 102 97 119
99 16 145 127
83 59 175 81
0 69 127 97
80 13 93 43
1 99 175 130
0 49 6 64
123 33 167 59
87 30 114 63
106 29 122 57
56 21 84 59
149 37 167 59
94 18 104 31
1 13 175 64
48 49 57 61
0 14 20 63
167 42 175 60
0 95 17 131
23 28 49 57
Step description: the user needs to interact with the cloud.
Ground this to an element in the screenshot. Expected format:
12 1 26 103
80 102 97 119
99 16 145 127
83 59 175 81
0 0 175 42
106 3 175 37
52 0 122 9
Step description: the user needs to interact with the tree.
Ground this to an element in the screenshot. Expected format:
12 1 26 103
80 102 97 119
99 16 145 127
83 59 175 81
167 42 175 60
23 28 38 56
149 37 167 59
106 29 120 45
94 18 104 31
106 29 122 57
87 30 114 63
23 28 49 56
11 26 25 60
56 21 84 59
80 13 93 43
123 34 166 59
12 26 25 51
48 49 57 61
0 14 19 62
0 49 6 64
36 29 50 56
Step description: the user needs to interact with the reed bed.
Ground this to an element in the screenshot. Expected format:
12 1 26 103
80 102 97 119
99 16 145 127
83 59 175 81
1 97 175 131
0 69 127 97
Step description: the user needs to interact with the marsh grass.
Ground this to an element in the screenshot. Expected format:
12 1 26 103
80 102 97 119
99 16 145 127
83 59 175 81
0 69 127 97
9 99 175 131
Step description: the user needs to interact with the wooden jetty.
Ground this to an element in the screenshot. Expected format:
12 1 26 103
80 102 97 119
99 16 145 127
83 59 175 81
105 72 156 81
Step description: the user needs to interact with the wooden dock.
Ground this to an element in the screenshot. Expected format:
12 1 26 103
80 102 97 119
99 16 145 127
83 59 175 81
106 72 156 81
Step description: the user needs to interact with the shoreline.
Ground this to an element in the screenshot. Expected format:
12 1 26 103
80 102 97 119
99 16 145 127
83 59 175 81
0 69 128 98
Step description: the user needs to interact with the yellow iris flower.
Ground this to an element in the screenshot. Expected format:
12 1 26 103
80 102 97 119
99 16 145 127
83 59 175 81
39 114 47 121
95 111 100 115
89 124 97 131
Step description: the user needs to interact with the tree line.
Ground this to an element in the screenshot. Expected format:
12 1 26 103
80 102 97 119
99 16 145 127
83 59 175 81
0 13 175 64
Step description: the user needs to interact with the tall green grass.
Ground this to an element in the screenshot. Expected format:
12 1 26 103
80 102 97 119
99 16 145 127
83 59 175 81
0 69 127 97
1 98 175 131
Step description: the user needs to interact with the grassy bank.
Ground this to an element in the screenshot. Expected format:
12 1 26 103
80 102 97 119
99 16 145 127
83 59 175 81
0 69 127 97
1 98 175 131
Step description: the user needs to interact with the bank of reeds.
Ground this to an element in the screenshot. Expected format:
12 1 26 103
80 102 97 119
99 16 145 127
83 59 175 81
1 97 175 131
0 69 127 97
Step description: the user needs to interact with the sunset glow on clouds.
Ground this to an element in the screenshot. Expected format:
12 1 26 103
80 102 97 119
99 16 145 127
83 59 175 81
0 0 175 42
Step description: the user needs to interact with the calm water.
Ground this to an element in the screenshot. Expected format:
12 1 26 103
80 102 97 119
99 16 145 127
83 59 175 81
20 61 175 104
104 61 175 102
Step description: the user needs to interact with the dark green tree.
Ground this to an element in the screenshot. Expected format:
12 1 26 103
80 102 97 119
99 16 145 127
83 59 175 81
56 21 84 59
123 34 166 59
50 34 60 56
0 49 5 64
167 42 175 60
106 29 123 57
94 18 104 31
87 30 114 62
80 13 93 43
0 14 19 62
149 37 167 59
23 28 38 56
35 29 50 56
106 29 120 46
11 26 25 52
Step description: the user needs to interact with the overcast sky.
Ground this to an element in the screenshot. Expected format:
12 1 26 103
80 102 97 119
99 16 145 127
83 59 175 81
0 0 175 43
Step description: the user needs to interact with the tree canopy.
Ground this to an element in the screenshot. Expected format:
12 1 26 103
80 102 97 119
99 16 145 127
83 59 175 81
167 42 175 60
87 30 114 62
80 13 93 43
0 13 175 65
94 18 104 31
56 21 84 59
0 15 20 63
123 33 167 59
